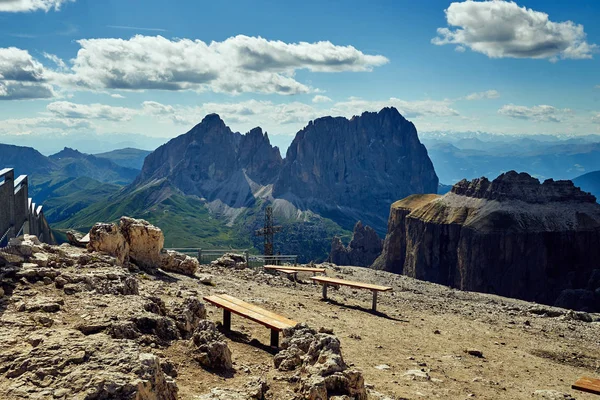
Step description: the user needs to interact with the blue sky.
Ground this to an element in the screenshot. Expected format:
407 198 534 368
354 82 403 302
0 0 599 153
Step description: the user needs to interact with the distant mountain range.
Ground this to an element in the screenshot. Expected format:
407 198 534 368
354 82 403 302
56 107 439 261
573 170 600 201
421 134 600 184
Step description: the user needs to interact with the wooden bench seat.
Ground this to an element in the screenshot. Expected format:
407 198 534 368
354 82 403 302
203 294 297 347
573 376 600 395
310 276 392 312
264 265 326 275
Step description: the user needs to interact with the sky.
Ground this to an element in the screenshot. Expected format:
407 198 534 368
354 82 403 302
0 0 599 154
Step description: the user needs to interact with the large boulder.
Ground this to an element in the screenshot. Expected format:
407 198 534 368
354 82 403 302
88 222 130 265
160 250 199 276
87 217 197 275
274 323 366 400
191 320 233 370
211 253 247 269
120 217 164 270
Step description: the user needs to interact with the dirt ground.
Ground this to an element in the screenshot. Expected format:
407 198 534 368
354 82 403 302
1 255 599 399
160 264 600 399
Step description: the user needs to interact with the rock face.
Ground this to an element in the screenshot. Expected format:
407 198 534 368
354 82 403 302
274 107 439 232
273 323 367 400
136 114 283 207
373 171 600 312
88 217 199 275
329 221 383 267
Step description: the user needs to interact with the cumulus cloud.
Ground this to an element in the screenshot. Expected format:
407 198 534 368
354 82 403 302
498 104 572 122
67 35 388 95
312 95 332 103
0 0 74 12
432 1 597 61
0 47 56 99
464 90 500 100
0 81 54 100
46 101 137 121
0 117 90 135
330 97 459 119
592 113 600 124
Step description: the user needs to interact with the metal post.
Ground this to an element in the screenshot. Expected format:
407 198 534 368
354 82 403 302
223 309 231 331
372 290 378 312
322 284 328 300
198 248 202 263
270 329 279 348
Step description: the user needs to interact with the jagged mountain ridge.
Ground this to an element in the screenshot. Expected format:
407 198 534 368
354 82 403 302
60 107 438 261
132 107 438 233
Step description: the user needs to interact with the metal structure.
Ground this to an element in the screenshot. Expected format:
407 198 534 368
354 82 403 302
0 168 54 247
255 205 282 256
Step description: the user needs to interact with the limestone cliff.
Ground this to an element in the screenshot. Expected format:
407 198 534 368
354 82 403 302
329 221 383 267
373 171 600 312
273 107 439 232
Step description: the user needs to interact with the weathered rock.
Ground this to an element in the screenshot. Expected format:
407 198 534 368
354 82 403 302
196 378 268 399
373 171 600 312
191 320 233 370
533 390 576 399
8 234 44 257
275 323 366 399
211 253 248 269
160 250 199 276
329 221 383 267
168 297 207 339
66 230 88 248
0 332 178 399
88 222 129 265
120 217 164 270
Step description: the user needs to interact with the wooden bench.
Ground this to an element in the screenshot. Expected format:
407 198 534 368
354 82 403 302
265 265 326 282
310 276 392 312
203 294 297 348
264 265 326 276
573 376 600 395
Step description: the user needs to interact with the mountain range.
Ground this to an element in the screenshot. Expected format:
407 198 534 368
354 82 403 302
54 107 438 261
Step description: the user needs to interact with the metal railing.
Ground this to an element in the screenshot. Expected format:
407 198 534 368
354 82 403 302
164 248 298 268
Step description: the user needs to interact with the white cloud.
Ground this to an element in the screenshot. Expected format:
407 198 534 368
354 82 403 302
465 90 500 100
66 35 388 95
595 85 600 89
0 117 91 135
110 93 125 99
432 1 597 61
43 52 67 70
498 104 572 122
0 81 54 100
312 95 332 103
46 101 137 121
592 113 600 124
0 0 74 12
0 47 56 99
330 97 459 119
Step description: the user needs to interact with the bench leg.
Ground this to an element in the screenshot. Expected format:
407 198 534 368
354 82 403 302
372 290 378 312
223 309 231 331
322 283 328 300
270 329 279 348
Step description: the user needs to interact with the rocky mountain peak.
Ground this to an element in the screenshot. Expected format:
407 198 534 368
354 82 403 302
274 107 438 232
50 147 85 160
451 170 597 203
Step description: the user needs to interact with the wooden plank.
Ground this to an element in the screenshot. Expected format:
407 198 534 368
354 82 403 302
264 265 326 273
204 295 290 331
203 295 295 331
573 377 600 395
274 268 298 274
310 276 393 292
217 294 297 327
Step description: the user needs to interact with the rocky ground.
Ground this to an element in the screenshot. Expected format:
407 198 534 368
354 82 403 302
1 227 599 399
